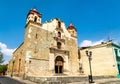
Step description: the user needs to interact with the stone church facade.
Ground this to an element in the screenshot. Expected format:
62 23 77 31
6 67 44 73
7 9 79 78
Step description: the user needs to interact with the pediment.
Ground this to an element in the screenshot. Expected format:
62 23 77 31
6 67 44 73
42 18 71 38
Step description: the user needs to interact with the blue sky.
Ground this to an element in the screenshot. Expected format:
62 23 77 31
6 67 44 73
0 0 120 64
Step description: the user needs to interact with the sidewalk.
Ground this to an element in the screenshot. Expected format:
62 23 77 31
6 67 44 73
6 75 37 84
5 75 120 84
95 78 120 84
67 78 120 84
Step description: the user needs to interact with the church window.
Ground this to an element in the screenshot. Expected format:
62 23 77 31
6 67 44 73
18 59 21 72
29 60 31 63
58 21 61 28
57 42 61 49
34 16 37 22
58 32 61 38
35 33 38 39
72 31 74 34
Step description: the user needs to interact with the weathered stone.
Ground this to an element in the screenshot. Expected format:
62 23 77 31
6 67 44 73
7 9 79 78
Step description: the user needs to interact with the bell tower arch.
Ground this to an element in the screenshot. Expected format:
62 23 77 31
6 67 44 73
26 8 42 24
67 23 77 38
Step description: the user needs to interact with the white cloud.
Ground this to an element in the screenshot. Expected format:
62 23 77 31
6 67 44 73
80 40 92 47
80 39 104 47
2 60 9 65
0 42 16 56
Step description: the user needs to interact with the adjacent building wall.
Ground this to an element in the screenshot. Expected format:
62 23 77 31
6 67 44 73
80 43 118 76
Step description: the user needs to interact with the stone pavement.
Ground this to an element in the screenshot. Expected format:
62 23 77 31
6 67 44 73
0 76 23 84
5 75 120 84
6 75 37 84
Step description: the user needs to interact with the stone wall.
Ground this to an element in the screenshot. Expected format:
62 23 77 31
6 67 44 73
27 59 50 76
24 23 53 76
26 76 88 84
26 75 116 84
65 37 79 75
7 19 80 77
7 43 26 77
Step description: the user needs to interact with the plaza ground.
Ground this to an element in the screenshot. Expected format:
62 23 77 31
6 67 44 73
0 75 119 84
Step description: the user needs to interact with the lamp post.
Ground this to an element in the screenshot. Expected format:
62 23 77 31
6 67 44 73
86 50 94 83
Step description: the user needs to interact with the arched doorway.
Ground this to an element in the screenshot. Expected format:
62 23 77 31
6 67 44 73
55 56 64 73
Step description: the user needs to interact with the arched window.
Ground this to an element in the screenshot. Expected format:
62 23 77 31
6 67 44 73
58 32 61 38
57 42 61 49
34 16 37 22
58 21 61 28
18 59 21 72
35 33 38 39
72 31 74 34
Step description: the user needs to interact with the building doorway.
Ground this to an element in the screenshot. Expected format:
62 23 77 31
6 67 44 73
55 56 64 74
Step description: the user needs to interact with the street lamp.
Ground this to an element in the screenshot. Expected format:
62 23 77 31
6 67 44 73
86 50 94 83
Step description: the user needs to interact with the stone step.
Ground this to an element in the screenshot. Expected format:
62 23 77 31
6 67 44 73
46 81 62 84
26 76 116 84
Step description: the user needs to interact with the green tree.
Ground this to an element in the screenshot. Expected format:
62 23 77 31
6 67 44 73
0 64 8 73
0 51 4 65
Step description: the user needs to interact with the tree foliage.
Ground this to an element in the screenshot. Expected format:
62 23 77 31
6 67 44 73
0 51 4 65
0 52 7 73
0 64 8 73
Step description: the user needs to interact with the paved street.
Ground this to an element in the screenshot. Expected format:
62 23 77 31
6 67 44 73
0 76 25 84
0 76 120 84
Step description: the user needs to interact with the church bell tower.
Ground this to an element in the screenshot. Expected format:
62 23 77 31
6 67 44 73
26 8 42 24
67 23 77 38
